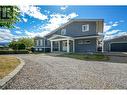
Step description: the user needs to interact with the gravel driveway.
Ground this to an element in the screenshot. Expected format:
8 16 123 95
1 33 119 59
4 54 127 89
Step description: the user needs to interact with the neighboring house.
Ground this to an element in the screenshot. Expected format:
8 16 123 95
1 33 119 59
34 19 104 53
104 35 127 52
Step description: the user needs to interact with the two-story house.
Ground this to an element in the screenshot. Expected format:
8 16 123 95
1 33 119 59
34 19 104 53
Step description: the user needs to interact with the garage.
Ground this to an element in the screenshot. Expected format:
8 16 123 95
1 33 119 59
110 43 127 52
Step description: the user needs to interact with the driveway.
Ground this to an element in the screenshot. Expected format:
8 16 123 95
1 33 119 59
4 54 127 89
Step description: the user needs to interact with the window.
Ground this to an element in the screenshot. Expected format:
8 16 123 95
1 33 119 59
78 40 84 44
61 29 66 35
36 40 39 46
39 48 42 51
78 40 91 44
84 40 91 44
82 24 89 32
35 48 38 51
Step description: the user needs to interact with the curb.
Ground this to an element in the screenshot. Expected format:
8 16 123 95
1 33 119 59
0 57 25 89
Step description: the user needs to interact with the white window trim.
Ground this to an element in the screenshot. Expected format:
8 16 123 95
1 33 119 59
77 40 91 44
82 24 89 32
61 29 66 35
78 40 84 44
36 40 39 46
84 40 91 44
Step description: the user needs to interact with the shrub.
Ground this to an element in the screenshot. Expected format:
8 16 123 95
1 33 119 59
0 50 29 54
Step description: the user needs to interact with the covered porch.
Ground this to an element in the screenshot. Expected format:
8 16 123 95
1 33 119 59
48 35 75 53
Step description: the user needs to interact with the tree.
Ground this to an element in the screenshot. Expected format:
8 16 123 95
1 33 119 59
9 41 19 50
9 38 34 50
0 6 20 28
18 38 34 49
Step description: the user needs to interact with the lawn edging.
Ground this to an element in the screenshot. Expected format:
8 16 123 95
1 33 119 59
0 57 25 89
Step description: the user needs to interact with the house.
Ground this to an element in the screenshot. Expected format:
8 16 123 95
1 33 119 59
34 19 104 53
104 35 127 52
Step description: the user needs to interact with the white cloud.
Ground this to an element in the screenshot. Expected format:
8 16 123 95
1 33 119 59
43 12 78 31
22 18 28 22
25 30 50 37
15 26 20 30
104 20 124 33
18 5 48 20
104 23 112 32
104 20 126 40
0 28 14 41
105 30 120 36
15 31 22 34
60 6 68 10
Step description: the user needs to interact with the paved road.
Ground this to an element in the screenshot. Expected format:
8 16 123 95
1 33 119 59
4 54 127 89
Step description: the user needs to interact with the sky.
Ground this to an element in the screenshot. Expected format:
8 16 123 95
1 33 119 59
0 5 127 42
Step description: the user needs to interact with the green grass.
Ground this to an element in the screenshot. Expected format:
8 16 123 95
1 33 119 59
58 53 110 61
0 56 20 79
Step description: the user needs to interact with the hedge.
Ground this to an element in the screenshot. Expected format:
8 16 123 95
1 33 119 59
0 50 29 54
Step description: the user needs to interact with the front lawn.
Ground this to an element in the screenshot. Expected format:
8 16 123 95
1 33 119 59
58 53 109 61
0 56 20 79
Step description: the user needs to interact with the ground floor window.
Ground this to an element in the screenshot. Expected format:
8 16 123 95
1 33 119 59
35 48 38 51
39 48 42 51
77 40 91 44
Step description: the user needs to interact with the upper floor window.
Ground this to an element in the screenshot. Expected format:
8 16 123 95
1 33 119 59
61 29 66 35
82 24 89 32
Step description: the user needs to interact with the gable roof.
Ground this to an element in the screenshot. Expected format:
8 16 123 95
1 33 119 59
45 19 104 37
104 34 127 42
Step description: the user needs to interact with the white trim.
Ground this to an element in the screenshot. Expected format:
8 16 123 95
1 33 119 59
51 41 53 52
36 40 39 46
43 39 45 52
67 39 70 53
73 40 75 53
50 38 73 41
58 41 60 51
74 36 99 39
82 24 89 32
48 34 73 40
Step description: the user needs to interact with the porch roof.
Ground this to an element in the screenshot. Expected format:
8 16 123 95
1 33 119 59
48 35 73 41
48 34 100 41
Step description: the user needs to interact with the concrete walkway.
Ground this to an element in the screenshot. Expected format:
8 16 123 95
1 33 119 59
4 54 127 89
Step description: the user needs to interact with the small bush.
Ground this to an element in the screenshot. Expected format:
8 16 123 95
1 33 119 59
0 50 29 54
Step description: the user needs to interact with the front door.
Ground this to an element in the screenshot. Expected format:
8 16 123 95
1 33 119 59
62 41 67 52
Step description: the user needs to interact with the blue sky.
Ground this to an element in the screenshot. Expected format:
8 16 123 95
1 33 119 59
0 5 127 42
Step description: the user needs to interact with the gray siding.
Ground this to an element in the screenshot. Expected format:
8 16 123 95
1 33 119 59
75 38 97 53
46 21 98 38
65 21 97 37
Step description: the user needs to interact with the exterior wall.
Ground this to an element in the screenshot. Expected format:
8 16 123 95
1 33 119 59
75 38 97 53
34 37 51 52
34 20 104 53
65 21 97 37
104 36 127 52
45 21 104 38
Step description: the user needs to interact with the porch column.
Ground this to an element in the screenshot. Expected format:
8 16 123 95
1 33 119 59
58 41 60 51
51 41 53 52
73 40 75 53
67 39 70 53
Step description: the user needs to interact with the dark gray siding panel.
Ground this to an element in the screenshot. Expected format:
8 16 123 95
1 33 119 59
46 21 97 38
75 38 97 53
65 21 97 37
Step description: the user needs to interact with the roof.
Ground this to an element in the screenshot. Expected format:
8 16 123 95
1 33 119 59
45 19 104 37
104 34 127 42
